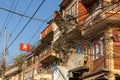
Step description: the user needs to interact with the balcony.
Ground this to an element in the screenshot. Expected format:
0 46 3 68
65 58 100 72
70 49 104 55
40 22 53 40
60 0 71 7
34 74 52 80
41 31 54 44
82 2 120 38
35 65 52 80
68 54 89 75
59 17 82 45
39 49 58 68
81 0 96 6
5 66 21 77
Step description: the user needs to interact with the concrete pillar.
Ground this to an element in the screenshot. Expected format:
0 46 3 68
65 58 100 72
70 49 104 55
107 29 115 80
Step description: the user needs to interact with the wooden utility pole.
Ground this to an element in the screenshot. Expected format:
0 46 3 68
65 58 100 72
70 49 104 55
1 27 7 80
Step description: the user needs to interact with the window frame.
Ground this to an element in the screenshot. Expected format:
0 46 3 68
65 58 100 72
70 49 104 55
93 41 105 60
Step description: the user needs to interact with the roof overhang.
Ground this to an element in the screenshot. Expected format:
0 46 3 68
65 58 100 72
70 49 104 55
40 55 58 68
81 0 96 6
60 0 71 7
82 17 120 39
84 68 109 80
69 66 89 73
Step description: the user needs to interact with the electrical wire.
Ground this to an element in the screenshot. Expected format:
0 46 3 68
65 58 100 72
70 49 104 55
0 0 110 46
0 0 20 57
4 1 120 74
7 0 34 44
20 1 120 73
0 0 16 50
5 0 20 28
72 2 120 60
29 15 52 43
59 1 120 35
7 0 45 49
6 0 116 47
29 1 106 43
4 0 20 45
51 1 120 58
6 0 35 62
54 1 120 42
0 0 16 33
3 0 120 67
0 6 48 22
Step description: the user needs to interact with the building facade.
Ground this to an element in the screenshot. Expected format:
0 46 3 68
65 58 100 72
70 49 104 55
1 0 120 80
57 0 120 80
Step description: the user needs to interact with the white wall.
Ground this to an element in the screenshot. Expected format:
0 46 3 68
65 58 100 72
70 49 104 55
52 22 61 42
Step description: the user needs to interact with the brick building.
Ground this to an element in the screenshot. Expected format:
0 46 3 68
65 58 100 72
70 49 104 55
56 0 120 80
2 0 120 80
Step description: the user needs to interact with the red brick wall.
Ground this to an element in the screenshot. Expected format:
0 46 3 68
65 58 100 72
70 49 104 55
41 31 46 39
105 13 120 19
47 24 52 34
78 2 89 27
114 43 120 69
40 23 53 39
112 28 120 69
93 57 105 71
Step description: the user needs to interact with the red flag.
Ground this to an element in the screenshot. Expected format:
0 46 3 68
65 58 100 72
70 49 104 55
19 43 31 51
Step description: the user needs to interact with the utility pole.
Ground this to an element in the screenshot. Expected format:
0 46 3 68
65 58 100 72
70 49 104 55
1 27 7 80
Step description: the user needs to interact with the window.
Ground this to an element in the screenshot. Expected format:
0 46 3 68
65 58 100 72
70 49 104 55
66 2 78 17
105 0 120 13
83 48 89 56
112 3 120 12
93 41 105 60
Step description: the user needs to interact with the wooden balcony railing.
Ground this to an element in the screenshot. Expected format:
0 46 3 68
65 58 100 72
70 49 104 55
68 54 89 71
5 66 21 77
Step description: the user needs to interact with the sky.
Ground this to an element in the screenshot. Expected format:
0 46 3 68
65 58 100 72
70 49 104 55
0 0 62 65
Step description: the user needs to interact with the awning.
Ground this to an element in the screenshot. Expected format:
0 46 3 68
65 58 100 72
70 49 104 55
69 66 89 73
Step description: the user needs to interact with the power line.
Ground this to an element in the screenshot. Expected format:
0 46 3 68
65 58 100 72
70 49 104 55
77 2 120 43
52 1 120 54
29 15 52 43
7 0 34 44
4 0 120 66
4 0 20 45
0 6 48 22
1 0 16 32
0 0 16 47
60 1 119 32
7 0 45 49
5 0 20 28
6 0 35 62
